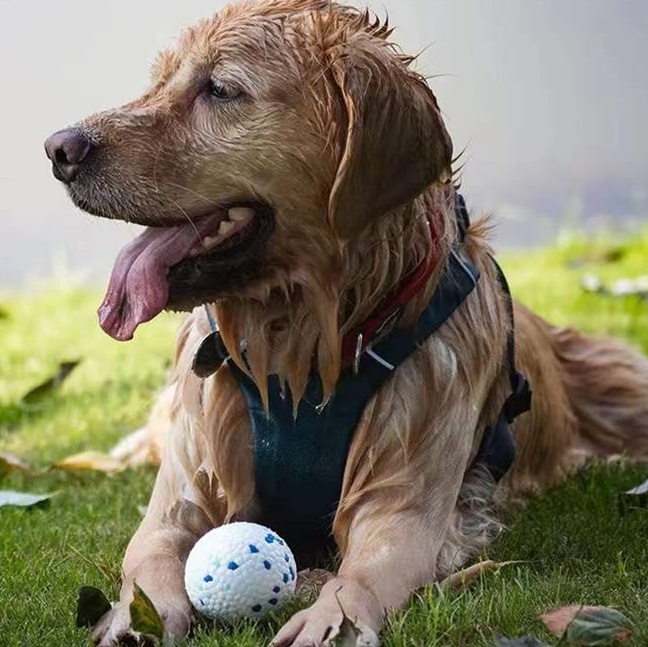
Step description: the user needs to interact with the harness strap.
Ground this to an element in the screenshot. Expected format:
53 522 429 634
229 250 481 550
494 257 532 419
454 194 532 481
192 194 532 551
472 257 532 481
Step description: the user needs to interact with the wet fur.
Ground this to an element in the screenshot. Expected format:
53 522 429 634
52 1 648 645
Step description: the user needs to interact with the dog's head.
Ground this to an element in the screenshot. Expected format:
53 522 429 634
45 0 452 342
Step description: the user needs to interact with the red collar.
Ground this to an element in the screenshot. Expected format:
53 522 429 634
341 214 438 368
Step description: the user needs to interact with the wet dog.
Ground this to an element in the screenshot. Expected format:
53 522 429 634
45 2 648 645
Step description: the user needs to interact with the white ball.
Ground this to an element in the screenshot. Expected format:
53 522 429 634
184 522 297 620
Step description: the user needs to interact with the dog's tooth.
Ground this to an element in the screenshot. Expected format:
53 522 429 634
202 236 219 249
218 220 236 235
228 207 255 222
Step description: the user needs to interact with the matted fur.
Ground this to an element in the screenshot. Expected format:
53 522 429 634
48 2 648 645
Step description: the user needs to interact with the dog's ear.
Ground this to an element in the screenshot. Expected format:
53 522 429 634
328 45 453 240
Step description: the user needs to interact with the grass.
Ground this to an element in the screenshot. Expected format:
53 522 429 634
1 230 647 647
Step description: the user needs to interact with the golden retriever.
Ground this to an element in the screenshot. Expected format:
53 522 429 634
44 1 648 645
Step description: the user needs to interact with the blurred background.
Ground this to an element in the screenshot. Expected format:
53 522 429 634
1 0 647 286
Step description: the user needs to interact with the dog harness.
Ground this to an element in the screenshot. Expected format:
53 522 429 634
193 195 531 551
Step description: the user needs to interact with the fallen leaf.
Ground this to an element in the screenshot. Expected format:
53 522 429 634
296 569 335 606
21 360 81 405
569 607 633 645
52 450 125 474
332 588 378 647
495 637 551 647
0 490 53 508
0 453 30 476
542 605 594 637
130 582 165 642
618 477 648 514
440 560 520 591
541 605 634 644
76 586 112 628
626 478 648 496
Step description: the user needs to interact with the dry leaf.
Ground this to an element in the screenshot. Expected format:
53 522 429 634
623 479 648 507
440 560 519 591
76 586 112 628
331 588 379 647
541 605 597 636
495 637 551 647
0 453 30 476
618 477 648 514
52 450 125 474
0 490 53 508
130 582 165 642
541 605 634 644
21 360 81 405
296 569 335 606
626 478 648 496
567 607 633 645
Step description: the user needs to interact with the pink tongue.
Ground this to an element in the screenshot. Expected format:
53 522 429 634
99 213 225 341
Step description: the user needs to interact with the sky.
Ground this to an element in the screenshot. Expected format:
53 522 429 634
1 0 647 285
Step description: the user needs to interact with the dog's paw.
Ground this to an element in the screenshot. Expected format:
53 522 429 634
271 602 379 647
91 604 133 647
91 600 192 646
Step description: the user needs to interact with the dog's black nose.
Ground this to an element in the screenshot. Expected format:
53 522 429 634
44 128 93 184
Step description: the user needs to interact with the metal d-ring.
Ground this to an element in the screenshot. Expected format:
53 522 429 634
315 396 332 415
353 333 364 375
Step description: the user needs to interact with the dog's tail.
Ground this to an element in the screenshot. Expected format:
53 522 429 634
551 326 648 458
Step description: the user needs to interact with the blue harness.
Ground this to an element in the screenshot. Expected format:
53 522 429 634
193 196 531 554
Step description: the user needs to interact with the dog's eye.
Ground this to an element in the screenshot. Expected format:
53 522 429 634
208 79 242 101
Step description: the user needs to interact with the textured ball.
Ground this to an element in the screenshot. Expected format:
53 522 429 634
184 522 297 620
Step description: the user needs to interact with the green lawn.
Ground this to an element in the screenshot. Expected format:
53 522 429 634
1 230 647 647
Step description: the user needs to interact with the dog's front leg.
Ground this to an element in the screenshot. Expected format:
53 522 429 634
273 413 477 645
93 461 217 646
273 509 465 647
93 527 198 646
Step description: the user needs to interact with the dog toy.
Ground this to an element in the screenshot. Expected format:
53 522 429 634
184 522 297 620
